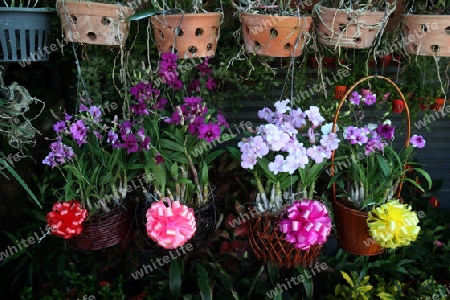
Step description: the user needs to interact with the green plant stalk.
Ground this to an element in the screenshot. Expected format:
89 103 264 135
184 147 204 206
255 175 269 210
307 181 315 200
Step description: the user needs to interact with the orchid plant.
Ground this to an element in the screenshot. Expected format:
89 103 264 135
229 99 341 214
130 53 228 208
328 90 432 211
42 98 151 214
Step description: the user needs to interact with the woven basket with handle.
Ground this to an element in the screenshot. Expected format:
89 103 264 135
330 75 410 256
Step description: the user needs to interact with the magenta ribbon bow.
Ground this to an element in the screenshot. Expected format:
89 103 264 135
279 199 332 250
146 197 197 249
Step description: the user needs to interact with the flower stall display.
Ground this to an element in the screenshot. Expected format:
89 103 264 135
328 75 431 255
42 97 151 250
228 99 336 268
129 52 227 250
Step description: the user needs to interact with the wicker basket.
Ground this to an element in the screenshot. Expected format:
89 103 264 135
66 201 135 251
248 212 322 268
137 196 217 252
330 75 411 256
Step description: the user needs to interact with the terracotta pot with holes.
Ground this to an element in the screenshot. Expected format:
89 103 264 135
240 12 313 57
402 15 450 57
56 0 134 46
150 12 222 59
314 5 388 49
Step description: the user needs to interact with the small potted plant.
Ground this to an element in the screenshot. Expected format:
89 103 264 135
0 0 54 62
128 0 222 58
234 0 313 57
128 53 228 251
56 0 135 46
313 0 397 49
228 99 336 268
42 95 151 250
328 76 432 256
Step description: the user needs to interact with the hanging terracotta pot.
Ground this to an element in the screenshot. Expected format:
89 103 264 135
308 56 319 69
380 54 393 67
418 97 430 111
432 98 446 111
56 0 134 46
323 57 336 69
314 5 389 49
392 98 405 113
402 14 450 57
334 85 348 99
150 12 222 59
360 88 373 98
393 53 402 66
332 198 384 256
240 12 313 57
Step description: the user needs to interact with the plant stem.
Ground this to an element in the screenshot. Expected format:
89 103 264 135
184 147 204 205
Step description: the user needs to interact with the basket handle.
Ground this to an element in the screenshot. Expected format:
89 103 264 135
330 75 410 203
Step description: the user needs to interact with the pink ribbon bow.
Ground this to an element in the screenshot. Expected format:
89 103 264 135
279 199 331 250
46 200 88 239
146 197 196 249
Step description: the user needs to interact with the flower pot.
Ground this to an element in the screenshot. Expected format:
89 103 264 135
150 12 222 59
380 54 393 67
418 97 430 111
66 202 135 251
402 14 450 57
334 85 348 99
314 5 388 49
308 56 318 69
393 53 402 66
137 197 217 251
431 98 445 111
248 212 322 268
240 12 313 57
360 88 372 98
323 57 335 69
332 199 383 256
392 98 406 114
56 0 134 46
0 7 53 62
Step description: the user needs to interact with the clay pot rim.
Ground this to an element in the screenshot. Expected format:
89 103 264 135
151 11 223 19
333 198 368 218
240 12 313 27
317 5 386 17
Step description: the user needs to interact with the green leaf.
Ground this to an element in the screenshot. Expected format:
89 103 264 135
204 149 226 165
196 264 212 300
169 258 183 298
0 158 41 208
160 138 185 153
127 8 160 21
267 263 279 286
375 154 390 177
226 147 241 161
